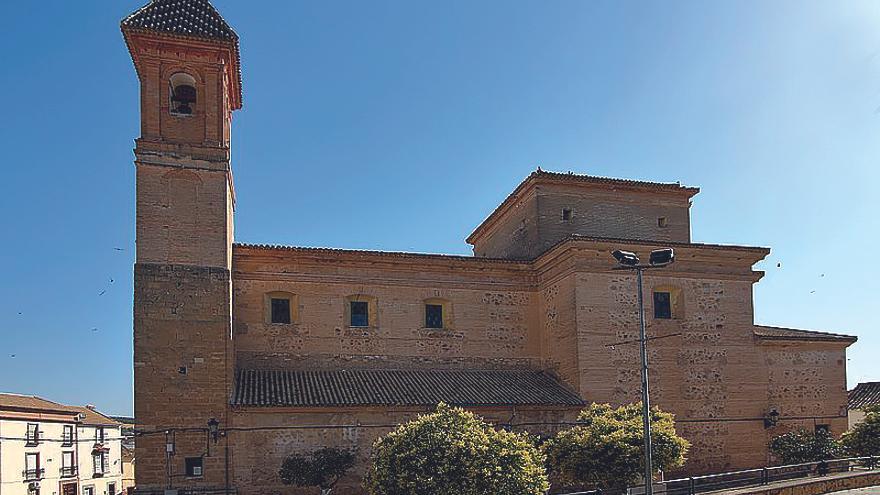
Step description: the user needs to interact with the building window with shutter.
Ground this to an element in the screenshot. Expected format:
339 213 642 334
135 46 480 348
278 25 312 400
24 453 41 480
61 452 76 477
62 425 74 446
26 423 39 445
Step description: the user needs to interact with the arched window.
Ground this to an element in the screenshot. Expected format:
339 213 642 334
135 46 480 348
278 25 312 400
169 73 197 115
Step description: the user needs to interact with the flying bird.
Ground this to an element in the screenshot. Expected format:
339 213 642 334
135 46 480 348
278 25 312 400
114 247 125 251
98 290 106 296
776 263 782 268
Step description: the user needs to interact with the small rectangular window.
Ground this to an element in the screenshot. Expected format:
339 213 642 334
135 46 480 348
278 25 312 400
270 298 291 324
350 301 369 327
658 217 669 228
185 457 203 477
653 291 672 319
83 487 94 495
425 304 443 329
108 484 116 495
562 208 572 221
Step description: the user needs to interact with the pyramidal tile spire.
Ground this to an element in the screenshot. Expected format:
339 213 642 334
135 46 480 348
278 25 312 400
122 0 237 42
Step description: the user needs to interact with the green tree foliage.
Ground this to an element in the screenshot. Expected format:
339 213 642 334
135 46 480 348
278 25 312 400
768 429 843 465
542 403 690 491
364 403 549 495
280 447 356 495
841 405 880 457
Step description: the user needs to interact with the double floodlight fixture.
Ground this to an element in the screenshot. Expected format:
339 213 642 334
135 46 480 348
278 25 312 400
611 248 675 268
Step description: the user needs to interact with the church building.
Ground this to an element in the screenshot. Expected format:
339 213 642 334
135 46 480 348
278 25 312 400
122 1 856 494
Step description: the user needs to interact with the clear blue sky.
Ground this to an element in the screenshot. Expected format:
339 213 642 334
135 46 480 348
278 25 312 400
0 1 878 416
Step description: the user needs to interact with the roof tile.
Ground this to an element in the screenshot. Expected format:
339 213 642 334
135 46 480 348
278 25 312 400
232 369 585 408
122 0 237 41
753 325 857 343
849 382 880 410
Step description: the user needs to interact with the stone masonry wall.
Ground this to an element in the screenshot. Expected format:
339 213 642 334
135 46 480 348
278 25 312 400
232 252 541 372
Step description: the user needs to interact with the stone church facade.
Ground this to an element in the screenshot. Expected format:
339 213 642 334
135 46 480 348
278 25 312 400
122 1 856 494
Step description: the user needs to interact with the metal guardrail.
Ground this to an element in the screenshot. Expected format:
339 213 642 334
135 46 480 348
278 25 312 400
554 456 879 495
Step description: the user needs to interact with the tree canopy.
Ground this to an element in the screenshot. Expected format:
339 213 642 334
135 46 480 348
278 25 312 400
768 429 843 465
364 403 549 495
842 405 880 457
279 447 356 495
542 403 690 491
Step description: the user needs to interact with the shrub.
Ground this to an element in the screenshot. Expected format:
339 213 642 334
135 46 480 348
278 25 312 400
543 403 689 491
280 447 356 495
768 429 843 465
364 403 549 495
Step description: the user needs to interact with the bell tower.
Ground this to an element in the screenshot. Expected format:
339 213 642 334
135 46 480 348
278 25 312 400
122 0 241 492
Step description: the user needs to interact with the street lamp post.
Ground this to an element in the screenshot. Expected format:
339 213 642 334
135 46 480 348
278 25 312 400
611 248 675 495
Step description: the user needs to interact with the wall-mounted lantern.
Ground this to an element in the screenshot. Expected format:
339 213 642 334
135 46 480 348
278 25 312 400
764 408 780 429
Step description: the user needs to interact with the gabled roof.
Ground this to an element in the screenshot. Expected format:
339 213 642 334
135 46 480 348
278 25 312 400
121 0 237 42
232 369 586 408
0 393 80 414
69 406 122 427
753 325 857 344
467 169 700 244
849 382 880 411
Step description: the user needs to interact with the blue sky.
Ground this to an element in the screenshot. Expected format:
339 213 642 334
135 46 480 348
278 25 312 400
0 1 878 416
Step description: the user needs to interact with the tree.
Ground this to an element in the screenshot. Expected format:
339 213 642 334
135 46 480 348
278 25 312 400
841 405 880 458
280 447 356 495
542 403 690 492
364 403 549 495
768 429 843 465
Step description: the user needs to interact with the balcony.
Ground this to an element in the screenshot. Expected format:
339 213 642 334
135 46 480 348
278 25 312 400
23 468 44 481
62 435 74 447
60 466 78 478
25 434 40 447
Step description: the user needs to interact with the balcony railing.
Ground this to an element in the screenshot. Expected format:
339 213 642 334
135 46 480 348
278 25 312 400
23 468 44 481
62 435 74 446
61 466 78 478
25 434 40 446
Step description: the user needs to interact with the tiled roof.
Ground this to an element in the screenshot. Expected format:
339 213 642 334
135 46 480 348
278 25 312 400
69 406 122 427
234 243 528 264
753 325 857 343
232 369 586 408
0 393 80 414
467 169 700 244
849 382 880 410
121 0 237 41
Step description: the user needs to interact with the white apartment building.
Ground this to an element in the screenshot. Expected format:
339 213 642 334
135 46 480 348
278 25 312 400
0 394 124 495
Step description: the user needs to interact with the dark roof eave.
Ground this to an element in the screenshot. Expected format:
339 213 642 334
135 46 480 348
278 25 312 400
754 325 857 344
